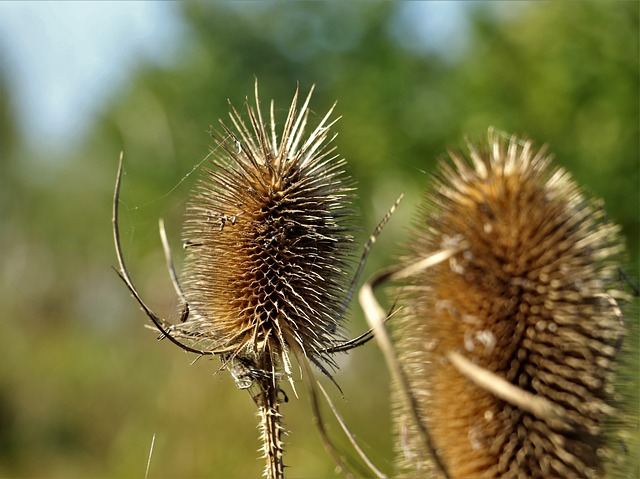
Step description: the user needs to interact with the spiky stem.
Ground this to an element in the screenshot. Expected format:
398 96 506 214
255 356 284 479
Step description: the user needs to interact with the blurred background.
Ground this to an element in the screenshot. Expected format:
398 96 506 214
0 2 637 477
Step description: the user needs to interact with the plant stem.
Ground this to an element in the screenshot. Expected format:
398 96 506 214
255 357 284 479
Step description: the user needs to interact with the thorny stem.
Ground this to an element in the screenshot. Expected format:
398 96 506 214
254 356 285 479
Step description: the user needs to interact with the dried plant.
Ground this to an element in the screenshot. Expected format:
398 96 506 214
113 82 386 478
360 129 629 479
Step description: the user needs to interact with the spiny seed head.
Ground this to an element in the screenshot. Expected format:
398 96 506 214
176 83 356 381
394 130 627 478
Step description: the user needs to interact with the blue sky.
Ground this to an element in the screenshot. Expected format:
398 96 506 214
0 2 470 157
0 1 184 155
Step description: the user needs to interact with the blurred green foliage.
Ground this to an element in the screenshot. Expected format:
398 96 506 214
0 2 637 477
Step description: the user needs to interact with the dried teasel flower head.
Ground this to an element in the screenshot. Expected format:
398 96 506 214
176 83 357 382
113 82 364 478
393 129 627 478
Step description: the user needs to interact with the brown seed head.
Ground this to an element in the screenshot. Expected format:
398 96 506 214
394 130 627 478
175 83 356 383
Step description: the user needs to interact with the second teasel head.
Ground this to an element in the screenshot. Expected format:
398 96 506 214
393 130 627 478
176 83 357 382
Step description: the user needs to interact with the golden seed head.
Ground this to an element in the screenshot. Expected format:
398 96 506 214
395 130 626 478
176 84 356 378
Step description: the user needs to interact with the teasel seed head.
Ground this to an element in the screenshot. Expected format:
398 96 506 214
176 81 356 386
393 130 627 478
112 81 361 478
